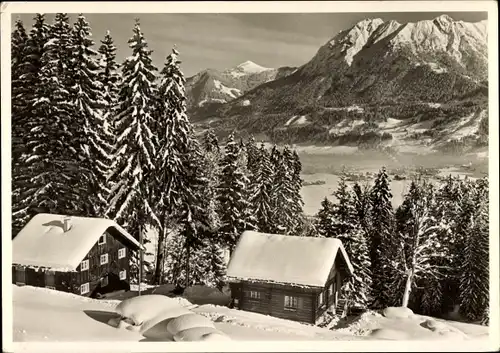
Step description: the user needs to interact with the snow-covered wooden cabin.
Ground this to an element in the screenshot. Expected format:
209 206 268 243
12 213 143 298
226 231 354 324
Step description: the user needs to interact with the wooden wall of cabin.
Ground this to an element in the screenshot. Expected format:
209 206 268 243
238 281 317 324
11 231 132 297
313 256 351 321
11 265 76 293
72 231 131 297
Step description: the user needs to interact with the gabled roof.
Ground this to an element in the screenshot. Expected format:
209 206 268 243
226 231 354 288
13 213 142 271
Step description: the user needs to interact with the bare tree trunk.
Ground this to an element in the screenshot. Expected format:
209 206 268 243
402 270 413 307
186 244 190 288
139 224 143 296
153 224 166 285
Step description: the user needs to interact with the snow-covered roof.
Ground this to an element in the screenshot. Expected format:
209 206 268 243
13 213 142 271
226 231 354 288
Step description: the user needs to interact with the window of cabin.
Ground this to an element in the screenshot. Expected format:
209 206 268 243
81 282 90 294
248 290 260 300
118 248 126 259
101 275 109 287
16 266 26 285
318 292 324 308
100 253 109 265
328 283 333 296
80 259 89 271
119 270 126 281
45 270 55 288
284 295 298 310
98 234 106 245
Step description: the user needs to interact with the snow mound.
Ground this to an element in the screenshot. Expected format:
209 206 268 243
419 318 468 340
200 331 232 341
173 326 226 342
421 318 447 332
115 294 190 326
369 328 411 340
166 313 215 335
382 306 414 319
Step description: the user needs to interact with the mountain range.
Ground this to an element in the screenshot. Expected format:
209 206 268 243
185 61 296 121
188 15 489 153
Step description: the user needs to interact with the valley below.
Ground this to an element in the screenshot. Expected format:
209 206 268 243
296 147 488 215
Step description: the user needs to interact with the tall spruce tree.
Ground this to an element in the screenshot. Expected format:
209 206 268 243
269 146 297 234
316 197 335 237
203 128 220 154
352 182 372 237
19 13 83 222
250 143 273 232
11 18 28 129
11 17 34 235
459 179 489 322
175 141 216 287
151 47 195 284
290 150 305 228
106 19 158 282
98 30 120 141
369 167 395 308
330 173 357 237
245 136 260 180
70 14 112 216
330 174 372 310
217 132 253 252
340 226 372 310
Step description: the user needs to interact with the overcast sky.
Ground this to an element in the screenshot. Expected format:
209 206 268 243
14 12 487 77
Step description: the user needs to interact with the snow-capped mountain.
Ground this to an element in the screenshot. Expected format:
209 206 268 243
207 15 488 152
185 61 295 120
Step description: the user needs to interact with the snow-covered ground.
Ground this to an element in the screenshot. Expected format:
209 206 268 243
8 285 491 351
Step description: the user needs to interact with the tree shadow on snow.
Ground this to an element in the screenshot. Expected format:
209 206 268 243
84 310 119 326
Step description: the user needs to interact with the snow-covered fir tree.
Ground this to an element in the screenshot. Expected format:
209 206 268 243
11 18 29 132
316 197 335 237
330 173 357 237
352 182 372 237
11 17 33 236
290 150 305 228
250 143 273 232
419 182 455 316
70 14 112 217
369 167 395 308
12 14 52 235
459 178 489 322
217 132 253 253
98 30 120 141
245 136 260 180
18 13 83 225
106 19 158 282
329 174 372 310
175 141 217 287
151 47 195 284
340 226 372 311
203 128 220 154
269 146 298 234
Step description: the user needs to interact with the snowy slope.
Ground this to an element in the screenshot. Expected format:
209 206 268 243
9 285 491 348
